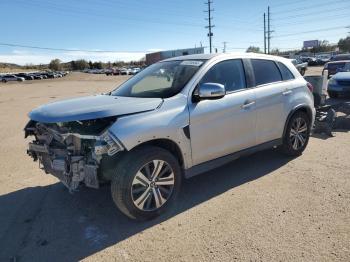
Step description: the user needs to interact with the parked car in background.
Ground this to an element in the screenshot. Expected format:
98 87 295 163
337 62 350 73
129 67 141 75
29 73 44 80
300 56 317 66
25 53 315 220
316 54 331 65
105 69 113 76
120 68 131 75
16 73 34 80
328 70 350 98
330 53 350 62
290 58 307 75
323 58 350 78
1 74 25 82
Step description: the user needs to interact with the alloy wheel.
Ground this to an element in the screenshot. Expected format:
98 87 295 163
131 160 175 211
289 117 308 150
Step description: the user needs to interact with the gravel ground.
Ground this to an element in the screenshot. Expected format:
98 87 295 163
0 70 349 262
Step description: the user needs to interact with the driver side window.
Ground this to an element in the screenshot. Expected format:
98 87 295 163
200 59 246 93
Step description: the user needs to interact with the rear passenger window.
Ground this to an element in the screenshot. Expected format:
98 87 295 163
251 59 282 86
277 62 295 80
201 59 246 92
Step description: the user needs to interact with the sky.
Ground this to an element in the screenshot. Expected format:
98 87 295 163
0 0 349 65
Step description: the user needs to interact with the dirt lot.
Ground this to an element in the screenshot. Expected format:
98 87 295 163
0 70 349 262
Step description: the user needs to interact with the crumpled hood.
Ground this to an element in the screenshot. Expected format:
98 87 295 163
333 72 350 80
29 95 163 123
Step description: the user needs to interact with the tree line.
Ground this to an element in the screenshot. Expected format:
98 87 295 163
49 58 146 71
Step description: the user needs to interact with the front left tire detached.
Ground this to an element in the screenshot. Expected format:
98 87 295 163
111 146 182 220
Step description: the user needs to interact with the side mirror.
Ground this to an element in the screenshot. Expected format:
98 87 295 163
195 83 225 101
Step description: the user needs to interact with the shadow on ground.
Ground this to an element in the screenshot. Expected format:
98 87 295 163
0 149 292 262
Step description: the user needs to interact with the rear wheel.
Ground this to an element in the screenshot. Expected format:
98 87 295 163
300 68 306 76
111 146 182 220
280 111 310 156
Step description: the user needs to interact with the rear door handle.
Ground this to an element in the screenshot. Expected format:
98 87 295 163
283 90 292 96
241 100 256 109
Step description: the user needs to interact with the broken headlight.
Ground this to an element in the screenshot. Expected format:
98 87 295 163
94 131 124 156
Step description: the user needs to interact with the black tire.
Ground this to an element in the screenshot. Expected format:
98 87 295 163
300 68 306 76
328 91 338 99
280 111 311 156
111 146 182 220
2 79 7 83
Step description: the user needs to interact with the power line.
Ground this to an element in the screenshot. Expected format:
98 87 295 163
274 26 347 38
272 0 312 8
272 0 348 15
204 0 215 54
272 6 350 20
273 13 349 27
0 42 148 53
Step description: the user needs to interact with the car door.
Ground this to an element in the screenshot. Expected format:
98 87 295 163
188 59 257 166
250 59 291 144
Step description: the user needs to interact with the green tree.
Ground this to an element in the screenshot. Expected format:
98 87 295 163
338 37 350 52
49 59 62 71
246 46 261 53
92 61 103 69
75 59 89 70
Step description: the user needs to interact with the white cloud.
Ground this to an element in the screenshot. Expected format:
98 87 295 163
0 49 146 65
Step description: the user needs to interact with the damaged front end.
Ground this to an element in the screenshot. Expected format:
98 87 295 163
24 117 123 191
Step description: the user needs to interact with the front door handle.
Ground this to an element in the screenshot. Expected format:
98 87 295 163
282 90 292 96
241 100 256 109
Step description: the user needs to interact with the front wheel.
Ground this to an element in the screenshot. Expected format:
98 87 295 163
111 146 182 220
280 111 311 156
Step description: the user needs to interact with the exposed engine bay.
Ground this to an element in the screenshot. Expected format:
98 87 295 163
25 117 123 191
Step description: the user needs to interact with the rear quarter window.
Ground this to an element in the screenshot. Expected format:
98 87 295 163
251 59 282 86
277 62 295 81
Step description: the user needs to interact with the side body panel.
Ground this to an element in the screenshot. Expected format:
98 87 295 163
254 81 288 144
108 94 193 169
188 90 257 165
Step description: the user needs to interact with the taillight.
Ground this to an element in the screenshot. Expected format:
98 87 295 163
307 82 314 93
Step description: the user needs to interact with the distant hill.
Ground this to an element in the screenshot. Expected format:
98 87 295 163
0 62 47 73
0 62 22 69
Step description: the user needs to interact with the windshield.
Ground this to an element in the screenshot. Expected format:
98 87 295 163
111 60 205 98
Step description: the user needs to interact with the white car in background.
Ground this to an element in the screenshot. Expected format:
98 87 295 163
120 68 131 75
130 67 141 75
1 74 25 83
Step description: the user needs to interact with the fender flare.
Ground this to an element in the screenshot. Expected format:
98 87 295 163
282 105 313 138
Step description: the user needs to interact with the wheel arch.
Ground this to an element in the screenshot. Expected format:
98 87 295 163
129 138 186 170
283 105 313 137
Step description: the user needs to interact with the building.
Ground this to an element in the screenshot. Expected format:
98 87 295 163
146 47 205 65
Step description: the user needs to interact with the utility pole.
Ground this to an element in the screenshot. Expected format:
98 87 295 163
267 6 270 54
204 1 214 53
264 13 266 54
223 41 228 53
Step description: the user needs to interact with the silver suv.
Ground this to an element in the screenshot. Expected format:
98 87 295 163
25 53 315 220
